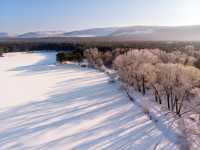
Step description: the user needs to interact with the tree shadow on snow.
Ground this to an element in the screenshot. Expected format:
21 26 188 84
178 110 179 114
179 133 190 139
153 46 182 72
0 53 178 150
0 82 177 150
8 52 96 76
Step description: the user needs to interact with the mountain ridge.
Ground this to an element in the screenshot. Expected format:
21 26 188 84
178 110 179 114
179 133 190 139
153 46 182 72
1 25 200 41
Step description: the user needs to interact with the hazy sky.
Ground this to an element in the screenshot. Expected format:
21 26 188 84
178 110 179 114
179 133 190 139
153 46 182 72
1 0 200 33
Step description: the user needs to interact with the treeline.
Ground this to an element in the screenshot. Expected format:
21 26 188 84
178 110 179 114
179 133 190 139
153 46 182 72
1 38 200 53
0 42 85 53
84 48 200 116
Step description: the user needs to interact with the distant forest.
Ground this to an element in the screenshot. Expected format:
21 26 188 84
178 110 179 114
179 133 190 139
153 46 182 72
1 38 200 53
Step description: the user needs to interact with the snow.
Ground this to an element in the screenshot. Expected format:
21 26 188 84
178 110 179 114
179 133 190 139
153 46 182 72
0 52 178 150
18 31 65 38
65 34 97 37
113 29 155 36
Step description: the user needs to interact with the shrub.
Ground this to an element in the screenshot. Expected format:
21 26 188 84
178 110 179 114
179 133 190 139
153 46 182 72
0 48 4 57
56 52 67 63
56 51 83 64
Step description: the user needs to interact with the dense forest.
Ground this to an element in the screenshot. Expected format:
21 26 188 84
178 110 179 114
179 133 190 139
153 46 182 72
1 38 200 53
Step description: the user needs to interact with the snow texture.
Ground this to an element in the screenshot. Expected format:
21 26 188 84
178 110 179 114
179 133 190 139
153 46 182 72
0 52 178 150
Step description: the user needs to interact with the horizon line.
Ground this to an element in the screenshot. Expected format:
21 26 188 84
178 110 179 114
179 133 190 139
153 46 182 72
2 24 200 35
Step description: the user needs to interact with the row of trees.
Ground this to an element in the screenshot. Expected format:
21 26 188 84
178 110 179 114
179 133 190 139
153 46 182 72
84 48 200 116
56 51 83 63
83 48 125 69
114 49 200 116
2 39 200 53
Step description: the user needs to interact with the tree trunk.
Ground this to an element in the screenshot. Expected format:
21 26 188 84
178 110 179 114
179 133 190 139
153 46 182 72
177 92 188 116
167 94 170 110
137 83 141 92
170 88 174 111
175 97 179 114
142 76 146 95
152 85 162 104
158 96 162 104
164 87 171 110
135 75 141 92
155 93 158 103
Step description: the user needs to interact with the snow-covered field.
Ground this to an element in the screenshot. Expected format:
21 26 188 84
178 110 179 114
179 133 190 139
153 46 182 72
0 52 178 150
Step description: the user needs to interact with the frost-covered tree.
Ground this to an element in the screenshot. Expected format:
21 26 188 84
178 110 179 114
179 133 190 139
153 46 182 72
114 49 160 94
84 48 103 69
114 48 200 115
156 63 200 115
101 51 114 67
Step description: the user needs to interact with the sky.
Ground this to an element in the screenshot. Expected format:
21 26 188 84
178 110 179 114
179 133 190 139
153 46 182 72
1 0 200 34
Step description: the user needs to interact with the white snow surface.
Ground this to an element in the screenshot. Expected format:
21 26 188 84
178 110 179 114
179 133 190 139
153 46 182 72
0 52 177 150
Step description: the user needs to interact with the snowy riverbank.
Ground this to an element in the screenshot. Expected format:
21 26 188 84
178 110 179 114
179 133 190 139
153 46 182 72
0 52 177 150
